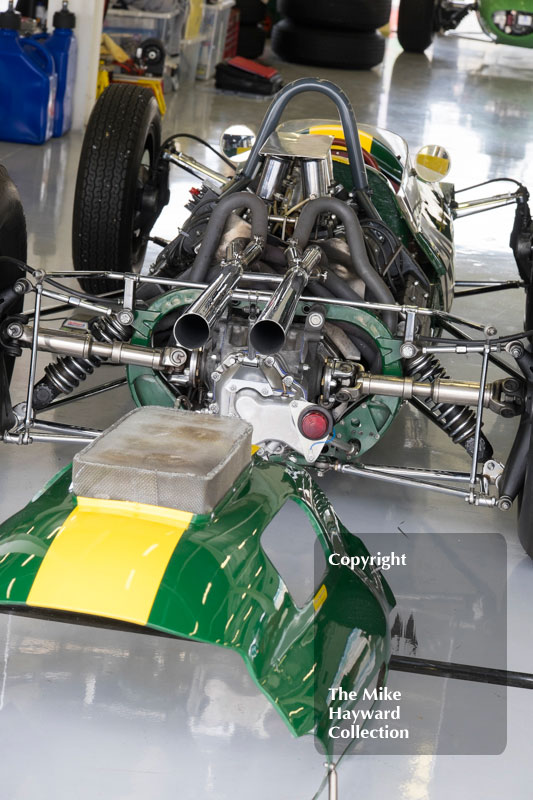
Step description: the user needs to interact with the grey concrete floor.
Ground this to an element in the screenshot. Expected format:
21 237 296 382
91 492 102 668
1 16 533 800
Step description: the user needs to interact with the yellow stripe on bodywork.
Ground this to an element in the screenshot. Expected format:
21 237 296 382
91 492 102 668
313 584 327 612
27 497 192 626
309 124 374 154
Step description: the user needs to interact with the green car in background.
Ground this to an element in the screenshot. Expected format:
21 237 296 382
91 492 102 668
398 0 533 53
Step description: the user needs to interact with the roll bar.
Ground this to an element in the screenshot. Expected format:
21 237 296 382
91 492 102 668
241 77 369 193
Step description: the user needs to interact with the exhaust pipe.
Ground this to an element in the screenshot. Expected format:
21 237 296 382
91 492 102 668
174 238 263 349
250 245 322 354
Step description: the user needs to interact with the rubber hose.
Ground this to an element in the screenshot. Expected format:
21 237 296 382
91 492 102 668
292 196 396 332
189 191 268 282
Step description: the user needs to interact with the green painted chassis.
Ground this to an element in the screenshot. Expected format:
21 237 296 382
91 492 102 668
0 458 394 750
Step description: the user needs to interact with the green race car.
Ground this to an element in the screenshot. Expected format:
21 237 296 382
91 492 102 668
2 77 533 558
398 0 533 53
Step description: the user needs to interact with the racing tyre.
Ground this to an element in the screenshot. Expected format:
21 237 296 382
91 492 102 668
0 164 27 385
237 24 266 58
277 0 392 32
236 0 266 24
271 20 385 69
73 84 162 294
398 0 436 53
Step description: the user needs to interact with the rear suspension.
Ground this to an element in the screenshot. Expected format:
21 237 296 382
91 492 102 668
405 352 494 462
32 313 133 410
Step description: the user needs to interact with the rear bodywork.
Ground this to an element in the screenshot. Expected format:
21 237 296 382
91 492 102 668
0 458 394 751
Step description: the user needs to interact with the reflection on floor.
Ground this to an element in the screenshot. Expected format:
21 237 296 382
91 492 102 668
1 20 533 800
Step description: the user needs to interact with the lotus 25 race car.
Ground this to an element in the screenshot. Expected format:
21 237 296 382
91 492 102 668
0 76 531 794
1 77 533 560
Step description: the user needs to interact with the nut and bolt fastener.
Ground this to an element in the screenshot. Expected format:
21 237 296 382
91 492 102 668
211 372 221 382
499 498 512 511
117 310 134 326
308 312 324 328
264 356 275 367
228 383 237 392
400 343 417 359
282 375 294 387
509 343 524 359
485 326 498 337
7 322 23 338
261 386 270 396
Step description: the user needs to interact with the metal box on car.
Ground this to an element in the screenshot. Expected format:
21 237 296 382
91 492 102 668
72 406 253 515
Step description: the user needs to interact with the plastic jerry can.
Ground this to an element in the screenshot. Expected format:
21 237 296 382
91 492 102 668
35 1 77 137
0 4 56 145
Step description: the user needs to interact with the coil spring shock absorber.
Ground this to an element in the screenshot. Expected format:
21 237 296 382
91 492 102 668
405 352 494 462
31 314 133 410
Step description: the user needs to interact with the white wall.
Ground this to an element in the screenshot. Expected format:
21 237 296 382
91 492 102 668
47 0 105 129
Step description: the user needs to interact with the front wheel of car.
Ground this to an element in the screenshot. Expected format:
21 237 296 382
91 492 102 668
72 84 162 295
398 0 437 53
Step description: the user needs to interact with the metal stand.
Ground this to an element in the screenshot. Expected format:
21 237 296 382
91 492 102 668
326 763 338 800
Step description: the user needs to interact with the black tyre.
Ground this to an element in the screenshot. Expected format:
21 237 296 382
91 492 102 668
73 84 162 294
141 37 165 76
0 164 27 384
398 0 436 53
277 0 391 32
271 20 385 69
236 0 266 25
237 24 266 58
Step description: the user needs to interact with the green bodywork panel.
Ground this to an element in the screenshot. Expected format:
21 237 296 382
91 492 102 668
0 461 394 750
333 159 451 309
478 0 533 47
128 291 403 459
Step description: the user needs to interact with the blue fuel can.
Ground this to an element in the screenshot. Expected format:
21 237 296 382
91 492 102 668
0 4 56 144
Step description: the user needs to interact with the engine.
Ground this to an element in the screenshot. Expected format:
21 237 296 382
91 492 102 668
145 129 427 463
22 127 495 465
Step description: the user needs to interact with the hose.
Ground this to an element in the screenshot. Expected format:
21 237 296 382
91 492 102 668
189 191 268 282
291 197 397 332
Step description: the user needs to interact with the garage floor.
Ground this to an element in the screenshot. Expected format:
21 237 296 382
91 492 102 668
1 17 533 800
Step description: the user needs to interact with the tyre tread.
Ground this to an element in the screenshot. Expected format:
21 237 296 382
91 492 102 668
72 84 160 294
